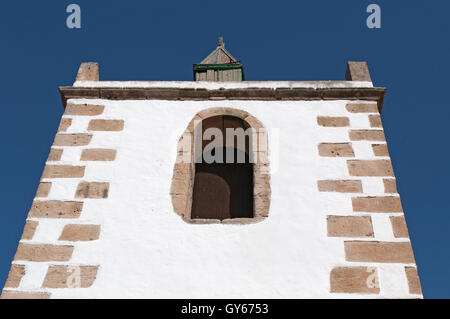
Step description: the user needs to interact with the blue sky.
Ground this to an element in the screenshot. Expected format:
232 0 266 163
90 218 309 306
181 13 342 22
0 1 449 298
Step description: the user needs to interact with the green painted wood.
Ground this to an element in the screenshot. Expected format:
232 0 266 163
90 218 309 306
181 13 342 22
194 63 243 71
193 63 244 82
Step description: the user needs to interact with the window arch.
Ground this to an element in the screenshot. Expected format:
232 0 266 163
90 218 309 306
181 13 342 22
170 107 270 224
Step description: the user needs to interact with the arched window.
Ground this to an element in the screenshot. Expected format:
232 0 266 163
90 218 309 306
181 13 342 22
191 115 253 219
170 108 270 224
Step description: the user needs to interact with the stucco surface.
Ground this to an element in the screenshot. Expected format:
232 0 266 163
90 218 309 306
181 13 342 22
15 98 415 298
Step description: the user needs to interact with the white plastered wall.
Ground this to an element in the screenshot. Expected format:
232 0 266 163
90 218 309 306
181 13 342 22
12 97 419 298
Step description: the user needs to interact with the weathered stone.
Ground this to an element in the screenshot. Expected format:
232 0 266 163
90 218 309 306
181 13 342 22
42 165 85 178
170 163 192 197
53 134 92 146
372 144 389 156
59 224 101 241
172 108 270 224
14 244 74 262
390 216 409 238
197 107 224 119
405 267 422 295
352 196 403 213
59 86 387 104
171 194 189 218
327 216 373 237
223 108 250 119
88 119 124 131
29 201 83 218
369 115 382 128
170 174 191 195
58 118 72 132
347 160 394 176
318 143 354 157
65 103 104 116
81 149 117 161
345 103 378 113
75 182 109 199
36 182 51 197
345 62 372 82
75 62 99 81
330 267 379 294
243 115 264 129
383 179 397 193
344 241 415 263
318 180 362 193
47 148 63 161
254 194 270 218
42 265 99 288
349 130 386 141
221 217 266 225
21 220 38 240
4 264 26 288
317 116 349 127
0 291 50 299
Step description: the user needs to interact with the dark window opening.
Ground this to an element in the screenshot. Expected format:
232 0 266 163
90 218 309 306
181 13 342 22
191 116 254 220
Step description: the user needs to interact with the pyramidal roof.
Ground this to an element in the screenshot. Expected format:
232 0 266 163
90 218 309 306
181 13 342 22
200 37 239 64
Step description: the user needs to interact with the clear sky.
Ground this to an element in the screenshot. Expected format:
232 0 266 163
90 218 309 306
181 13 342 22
0 1 449 298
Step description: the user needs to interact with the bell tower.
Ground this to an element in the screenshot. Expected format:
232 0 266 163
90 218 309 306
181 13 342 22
193 37 244 81
1 40 422 299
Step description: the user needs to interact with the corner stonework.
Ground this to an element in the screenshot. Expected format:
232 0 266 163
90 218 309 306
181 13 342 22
1 99 124 299
317 101 422 298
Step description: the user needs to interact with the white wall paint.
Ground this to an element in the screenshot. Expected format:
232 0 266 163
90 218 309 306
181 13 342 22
12 98 419 299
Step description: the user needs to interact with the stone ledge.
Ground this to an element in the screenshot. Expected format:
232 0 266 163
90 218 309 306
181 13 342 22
60 86 386 112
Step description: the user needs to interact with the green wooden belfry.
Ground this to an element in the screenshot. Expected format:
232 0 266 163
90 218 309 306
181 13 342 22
193 37 244 81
